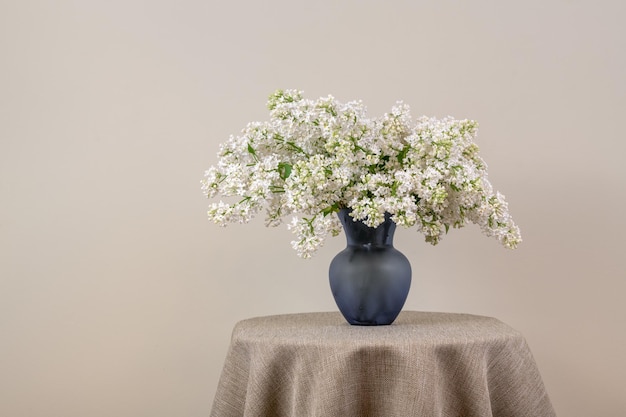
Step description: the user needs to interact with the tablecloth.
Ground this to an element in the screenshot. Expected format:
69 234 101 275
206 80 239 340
210 311 555 417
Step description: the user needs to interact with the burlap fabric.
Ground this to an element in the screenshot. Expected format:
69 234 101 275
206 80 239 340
210 311 555 417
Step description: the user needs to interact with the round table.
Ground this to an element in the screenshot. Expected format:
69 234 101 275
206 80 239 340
210 311 556 417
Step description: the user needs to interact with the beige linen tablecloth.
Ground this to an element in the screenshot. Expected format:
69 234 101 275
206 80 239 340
210 311 555 417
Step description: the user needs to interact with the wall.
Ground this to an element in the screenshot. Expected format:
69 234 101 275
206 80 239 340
1 1 625 416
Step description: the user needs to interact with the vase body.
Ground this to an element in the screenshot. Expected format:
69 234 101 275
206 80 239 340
329 209 412 325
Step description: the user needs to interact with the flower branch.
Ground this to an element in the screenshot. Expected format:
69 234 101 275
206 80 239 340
202 90 522 258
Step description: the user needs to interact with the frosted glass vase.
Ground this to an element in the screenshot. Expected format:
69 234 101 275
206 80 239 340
329 209 412 325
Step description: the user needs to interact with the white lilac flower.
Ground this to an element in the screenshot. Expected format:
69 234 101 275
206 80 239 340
202 90 522 257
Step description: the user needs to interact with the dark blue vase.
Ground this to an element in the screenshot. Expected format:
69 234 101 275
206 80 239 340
329 209 412 325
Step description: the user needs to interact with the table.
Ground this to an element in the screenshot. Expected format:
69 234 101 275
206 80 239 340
210 311 556 417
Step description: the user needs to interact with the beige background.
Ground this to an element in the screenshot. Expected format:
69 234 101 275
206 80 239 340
1 1 624 416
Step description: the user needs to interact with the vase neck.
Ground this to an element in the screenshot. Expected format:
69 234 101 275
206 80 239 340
338 209 396 247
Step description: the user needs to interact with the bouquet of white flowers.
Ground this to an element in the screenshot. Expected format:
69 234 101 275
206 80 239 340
202 90 521 258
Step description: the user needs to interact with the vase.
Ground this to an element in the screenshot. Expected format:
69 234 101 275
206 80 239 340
329 209 412 325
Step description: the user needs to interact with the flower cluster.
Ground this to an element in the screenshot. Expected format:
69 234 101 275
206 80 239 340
202 90 522 258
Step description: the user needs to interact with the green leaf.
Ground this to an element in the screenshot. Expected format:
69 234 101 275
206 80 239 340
247 142 259 162
397 145 410 163
321 203 339 217
278 162 292 180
